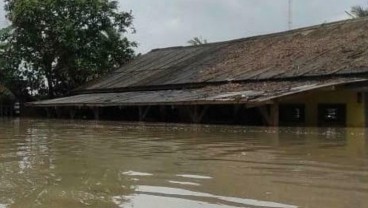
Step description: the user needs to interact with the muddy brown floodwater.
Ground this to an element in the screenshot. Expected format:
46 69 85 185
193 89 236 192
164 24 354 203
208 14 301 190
0 119 367 208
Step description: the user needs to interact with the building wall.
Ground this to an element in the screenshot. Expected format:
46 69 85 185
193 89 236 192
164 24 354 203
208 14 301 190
278 88 365 127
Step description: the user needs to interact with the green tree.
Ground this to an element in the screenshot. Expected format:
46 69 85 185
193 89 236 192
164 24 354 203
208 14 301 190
3 0 136 98
347 5 368 18
0 26 31 101
188 36 208 46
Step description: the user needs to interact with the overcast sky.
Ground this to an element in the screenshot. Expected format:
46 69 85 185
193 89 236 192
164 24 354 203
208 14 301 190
0 0 367 53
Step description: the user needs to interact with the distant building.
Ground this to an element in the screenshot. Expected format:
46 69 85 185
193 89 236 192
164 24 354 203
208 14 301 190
29 18 368 127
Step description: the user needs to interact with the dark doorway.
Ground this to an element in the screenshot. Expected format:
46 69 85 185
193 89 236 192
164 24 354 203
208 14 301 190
318 104 346 127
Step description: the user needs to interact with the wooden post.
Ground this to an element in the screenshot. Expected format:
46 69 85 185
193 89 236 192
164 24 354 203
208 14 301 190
364 93 368 128
93 107 100 120
189 106 208 123
187 106 199 123
198 106 208 123
233 105 242 123
160 106 167 121
258 106 270 126
46 108 52 118
69 108 76 119
138 106 151 121
138 106 143 121
55 107 63 118
258 104 279 127
270 104 279 127
10 106 13 117
193 106 199 123
119 106 126 120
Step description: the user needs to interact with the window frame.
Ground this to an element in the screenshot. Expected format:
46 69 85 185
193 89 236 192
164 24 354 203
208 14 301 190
317 104 347 127
279 104 306 126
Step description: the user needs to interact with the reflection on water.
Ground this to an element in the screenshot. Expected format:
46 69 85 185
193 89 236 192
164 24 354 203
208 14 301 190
114 185 297 208
0 119 367 208
177 175 213 180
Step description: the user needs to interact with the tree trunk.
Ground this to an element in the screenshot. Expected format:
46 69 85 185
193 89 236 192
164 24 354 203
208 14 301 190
47 75 55 98
45 61 55 99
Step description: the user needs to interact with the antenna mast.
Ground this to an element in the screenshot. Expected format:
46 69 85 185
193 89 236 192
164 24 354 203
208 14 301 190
288 0 293 30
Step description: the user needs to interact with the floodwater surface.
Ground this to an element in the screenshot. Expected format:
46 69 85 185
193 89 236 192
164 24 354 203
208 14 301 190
0 119 367 208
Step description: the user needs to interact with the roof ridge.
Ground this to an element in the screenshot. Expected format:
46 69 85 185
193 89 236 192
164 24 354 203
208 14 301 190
150 17 365 52
75 16 368 93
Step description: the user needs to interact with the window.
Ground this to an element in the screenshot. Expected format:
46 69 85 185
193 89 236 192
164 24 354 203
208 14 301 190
318 104 346 127
279 104 306 125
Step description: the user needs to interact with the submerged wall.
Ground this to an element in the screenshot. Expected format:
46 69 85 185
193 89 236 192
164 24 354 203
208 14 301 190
28 87 367 128
278 88 365 127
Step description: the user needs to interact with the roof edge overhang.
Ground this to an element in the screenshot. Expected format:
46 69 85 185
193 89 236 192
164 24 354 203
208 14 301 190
73 73 368 95
27 78 368 108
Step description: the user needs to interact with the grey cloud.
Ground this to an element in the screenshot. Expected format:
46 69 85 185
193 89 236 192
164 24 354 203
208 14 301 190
120 0 366 53
0 0 367 53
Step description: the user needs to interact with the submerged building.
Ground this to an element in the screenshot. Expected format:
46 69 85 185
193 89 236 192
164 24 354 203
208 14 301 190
29 18 368 127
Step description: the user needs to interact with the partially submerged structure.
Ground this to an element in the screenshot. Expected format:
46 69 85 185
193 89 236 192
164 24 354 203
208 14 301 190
29 18 368 127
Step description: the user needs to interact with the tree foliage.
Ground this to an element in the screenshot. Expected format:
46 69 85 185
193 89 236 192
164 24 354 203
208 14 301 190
348 5 368 18
2 0 136 98
188 36 208 46
0 26 31 101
